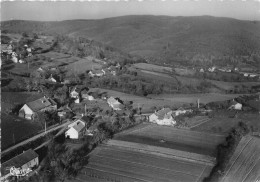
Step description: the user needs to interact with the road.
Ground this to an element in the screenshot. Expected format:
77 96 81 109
1 119 72 156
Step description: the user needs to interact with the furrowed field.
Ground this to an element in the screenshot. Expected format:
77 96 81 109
221 136 260 182
70 144 213 182
114 123 225 156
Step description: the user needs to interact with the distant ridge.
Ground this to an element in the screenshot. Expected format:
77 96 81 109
2 15 260 63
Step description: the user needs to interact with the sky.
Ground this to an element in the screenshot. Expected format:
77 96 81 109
1 0 260 21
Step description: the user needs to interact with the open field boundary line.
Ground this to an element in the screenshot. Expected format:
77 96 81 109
195 165 207 182
190 118 212 129
92 154 200 177
83 166 151 182
241 157 260 182
221 136 253 182
106 140 216 166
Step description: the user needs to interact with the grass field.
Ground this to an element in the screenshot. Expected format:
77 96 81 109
1 92 45 150
64 56 103 76
191 111 260 134
1 113 43 150
72 144 213 182
89 88 185 113
221 135 260 182
133 63 172 73
185 116 212 128
114 123 225 156
148 93 246 104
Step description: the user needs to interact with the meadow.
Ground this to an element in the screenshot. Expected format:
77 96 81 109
191 111 260 134
89 88 185 112
114 123 225 156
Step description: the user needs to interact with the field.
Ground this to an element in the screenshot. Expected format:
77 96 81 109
1 92 45 150
185 116 212 128
148 93 246 104
63 56 103 76
191 111 260 134
221 135 260 182
133 63 172 73
1 113 43 150
70 143 213 182
114 123 225 156
89 88 185 112
131 64 260 91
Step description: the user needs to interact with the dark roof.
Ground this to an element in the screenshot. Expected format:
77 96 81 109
26 97 56 112
80 116 91 123
72 122 85 132
156 108 172 120
1 149 38 176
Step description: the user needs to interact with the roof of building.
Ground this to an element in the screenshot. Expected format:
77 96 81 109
1 149 38 176
26 97 56 112
156 108 172 120
107 97 122 107
72 122 85 133
91 70 104 74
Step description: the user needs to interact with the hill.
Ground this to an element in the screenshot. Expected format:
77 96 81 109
2 15 260 64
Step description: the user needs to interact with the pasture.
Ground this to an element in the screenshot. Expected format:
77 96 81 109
71 143 213 182
114 123 225 156
185 116 212 128
133 63 172 73
64 56 103 76
191 111 260 134
89 88 185 113
221 136 260 182
148 93 246 104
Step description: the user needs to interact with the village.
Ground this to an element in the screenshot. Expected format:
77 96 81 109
1 13 260 182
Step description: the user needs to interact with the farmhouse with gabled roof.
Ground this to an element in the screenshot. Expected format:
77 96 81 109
19 96 57 120
1 149 39 181
107 97 123 110
149 108 176 126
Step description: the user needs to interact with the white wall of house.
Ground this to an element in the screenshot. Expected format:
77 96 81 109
65 128 79 139
21 158 39 170
20 104 34 120
149 113 158 122
234 103 242 110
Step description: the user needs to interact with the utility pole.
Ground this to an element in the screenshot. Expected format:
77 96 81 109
13 133 15 144
85 104 86 116
45 121 47 135
197 99 200 109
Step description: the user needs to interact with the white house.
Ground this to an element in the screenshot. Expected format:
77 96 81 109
1 149 39 182
199 68 204 73
74 96 80 104
70 86 80 98
66 117 90 139
228 100 242 110
107 97 123 110
48 74 57 83
149 108 176 126
208 66 216 72
19 96 57 120
82 93 95 101
88 70 105 77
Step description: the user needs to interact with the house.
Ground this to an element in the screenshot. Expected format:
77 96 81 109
19 96 57 120
66 116 90 139
48 74 57 83
74 96 80 104
228 100 242 110
107 97 123 110
172 107 192 116
1 44 13 54
37 67 44 72
249 74 257 78
1 149 39 182
199 68 204 73
82 93 95 101
70 86 80 98
88 70 105 77
208 66 216 72
149 108 176 126
65 121 85 139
